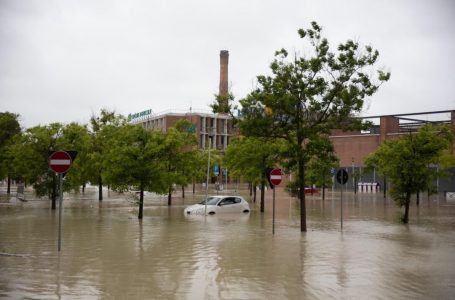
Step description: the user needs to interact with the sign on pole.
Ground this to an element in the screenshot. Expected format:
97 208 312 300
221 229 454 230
268 168 283 235
336 168 348 230
49 151 72 174
270 168 283 186
336 169 349 185
48 150 76 252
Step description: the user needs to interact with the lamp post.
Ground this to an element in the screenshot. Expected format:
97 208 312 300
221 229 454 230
205 136 212 215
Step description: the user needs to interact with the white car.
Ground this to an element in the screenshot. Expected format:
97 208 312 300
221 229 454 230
184 195 250 215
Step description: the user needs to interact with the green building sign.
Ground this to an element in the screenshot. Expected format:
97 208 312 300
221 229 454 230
128 109 153 122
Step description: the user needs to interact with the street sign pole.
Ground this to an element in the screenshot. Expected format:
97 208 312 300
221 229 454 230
268 168 282 235
336 169 349 230
341 180 343 230
48 151 76 252
58 173 63 252
273 186 276 235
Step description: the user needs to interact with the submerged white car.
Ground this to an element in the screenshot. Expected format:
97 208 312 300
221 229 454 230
184 196 250 215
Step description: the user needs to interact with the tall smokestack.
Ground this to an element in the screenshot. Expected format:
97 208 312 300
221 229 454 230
219 50 229 98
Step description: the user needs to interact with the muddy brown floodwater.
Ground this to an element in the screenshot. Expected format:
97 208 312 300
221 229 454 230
1 186 455 299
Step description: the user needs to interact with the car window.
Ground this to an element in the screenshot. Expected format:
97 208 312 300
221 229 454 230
199 197 220 205
219 197 236 206
234 197 242 204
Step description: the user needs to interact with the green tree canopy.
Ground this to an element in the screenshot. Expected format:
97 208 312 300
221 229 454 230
9 123 64 208
238 21 390 231
223 136 282 211
365 124 454 224
58 122 92 192
161 119 199 205
88 109 126 200
0 112 21 187
103 124 167 219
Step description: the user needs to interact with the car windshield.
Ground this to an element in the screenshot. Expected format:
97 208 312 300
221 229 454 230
198 197 220 206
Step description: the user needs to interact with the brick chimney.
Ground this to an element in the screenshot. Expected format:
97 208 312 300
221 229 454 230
219 50 229 98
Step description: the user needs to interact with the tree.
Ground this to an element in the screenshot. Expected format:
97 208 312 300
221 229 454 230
88 109 126 201
10 123 64 209
302 136 338 200
58 122 92 193
239 21 390 231
210 93 236 115
223 136 282 212
0 112 21 193
365 124 453 224
161 120 198 205
103 124 167 219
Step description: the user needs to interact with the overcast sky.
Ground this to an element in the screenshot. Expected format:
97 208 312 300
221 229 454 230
1 0 454 128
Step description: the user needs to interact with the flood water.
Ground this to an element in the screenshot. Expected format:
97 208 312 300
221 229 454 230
1 186 455 299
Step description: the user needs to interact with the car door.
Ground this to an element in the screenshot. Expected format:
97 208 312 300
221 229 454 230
218 197 236 213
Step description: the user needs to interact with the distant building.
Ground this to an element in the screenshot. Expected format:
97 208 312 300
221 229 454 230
131 109 235 151
330 110 455 166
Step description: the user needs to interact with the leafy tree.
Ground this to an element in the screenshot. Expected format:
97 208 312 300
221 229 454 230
10 123 64 209
238 21 389 231
0 112 21 193
88 109 126 201
365 124 453 224
103 124 167 219
185 149 210 194
210 93 236 115
223 136 282 212
161 120 198 205
58 122 92 192
302 136 338 199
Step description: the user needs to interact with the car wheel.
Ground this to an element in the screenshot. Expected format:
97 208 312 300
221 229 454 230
208 211 215 215
243 209 250 213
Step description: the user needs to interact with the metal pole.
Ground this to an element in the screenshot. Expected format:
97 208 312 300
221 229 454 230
272 186 276 235
225 169 228 192
340 183 343 230
58 173 63 251
205 137 211 215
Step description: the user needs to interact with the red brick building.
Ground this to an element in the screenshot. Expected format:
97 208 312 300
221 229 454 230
331 110 455 167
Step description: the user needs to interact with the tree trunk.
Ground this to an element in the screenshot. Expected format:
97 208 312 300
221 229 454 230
51 174 57 210
298 157 307 232
98 175 103 201
403 192 411 224
249 182 253 196
354 176 357 195
416 191 420 206
138 185 144 219
82 183 86 193
260 182 265 213
383 176 387 199
7 175 11 194
253 185 257 203
182 185 185 198
322 182 326 201
168 187 172 206
192 180 195 194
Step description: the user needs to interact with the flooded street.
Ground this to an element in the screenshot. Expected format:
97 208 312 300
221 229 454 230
1 186 455 299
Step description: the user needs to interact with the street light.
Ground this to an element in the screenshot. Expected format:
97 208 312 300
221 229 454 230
205 135 213 215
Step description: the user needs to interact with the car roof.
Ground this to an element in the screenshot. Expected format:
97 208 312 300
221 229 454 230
209 195 244 199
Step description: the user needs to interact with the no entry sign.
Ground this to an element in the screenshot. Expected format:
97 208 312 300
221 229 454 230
49 151 72 174
270 168 283 186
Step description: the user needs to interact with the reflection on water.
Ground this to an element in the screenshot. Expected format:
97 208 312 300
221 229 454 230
1 187 455 299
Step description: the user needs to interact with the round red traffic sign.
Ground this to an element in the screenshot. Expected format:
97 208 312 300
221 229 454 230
270 168 283 186
49 151 72 174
